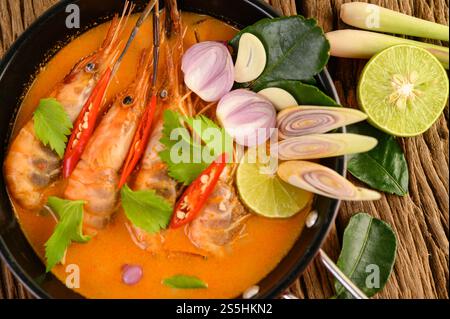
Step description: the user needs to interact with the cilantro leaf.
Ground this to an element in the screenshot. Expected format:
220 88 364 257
159 110 232 185
184 115 233 158
163 275 208 289
121 184 173 234
159 110 209 185
159 150 208 185
45 197 90 272
33 98 73 158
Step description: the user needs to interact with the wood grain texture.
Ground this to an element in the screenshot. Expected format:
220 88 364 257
0 0 448 299
285 0 449 300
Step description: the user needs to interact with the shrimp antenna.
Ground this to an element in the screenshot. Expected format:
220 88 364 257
152 0 161 91
112 0 159 75
109 0 135 50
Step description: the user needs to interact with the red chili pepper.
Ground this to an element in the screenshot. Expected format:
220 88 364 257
62 67 112 178
170 153 228 229
118 94 158 188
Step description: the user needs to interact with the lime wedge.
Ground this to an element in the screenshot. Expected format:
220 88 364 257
236 152 313 218
358 44 449 137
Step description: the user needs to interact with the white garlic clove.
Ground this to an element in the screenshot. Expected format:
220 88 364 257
234 33 267 83
258 87 298 111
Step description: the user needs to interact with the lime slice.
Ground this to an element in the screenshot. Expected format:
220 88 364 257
236 151 313 218
358 44 449 137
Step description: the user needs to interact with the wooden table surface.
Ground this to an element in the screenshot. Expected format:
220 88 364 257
0 0 448 299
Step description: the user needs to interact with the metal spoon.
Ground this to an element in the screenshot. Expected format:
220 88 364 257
282 249 368 299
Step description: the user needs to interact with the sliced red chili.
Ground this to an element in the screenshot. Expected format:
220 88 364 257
170 153 228 229
62 67 112 178
118 94 158 188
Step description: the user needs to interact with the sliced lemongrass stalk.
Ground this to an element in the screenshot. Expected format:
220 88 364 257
275 133 378 160
258 87 297 111
277 161 381 201
341 2 449 42
234 33 267 83
277 106 368 139
326 30 449 69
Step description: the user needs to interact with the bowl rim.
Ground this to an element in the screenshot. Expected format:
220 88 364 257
0 0 344 299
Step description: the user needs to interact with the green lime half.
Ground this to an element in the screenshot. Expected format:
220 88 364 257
236 151 313 218
358 44 449 137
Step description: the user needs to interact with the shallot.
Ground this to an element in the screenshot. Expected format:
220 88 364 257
121 264 143 285
217 89 276 147
181 41 234 102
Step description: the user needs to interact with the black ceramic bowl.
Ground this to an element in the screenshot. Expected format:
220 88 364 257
0 0 343 299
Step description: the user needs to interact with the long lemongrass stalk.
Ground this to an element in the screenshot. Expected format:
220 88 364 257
341 2 449 42
326 30 449 69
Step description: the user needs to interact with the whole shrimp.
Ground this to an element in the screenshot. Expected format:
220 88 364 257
128 1 183 251
63 47 156 232
186 165 250 255
129 0 250 255
4 4 133 211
